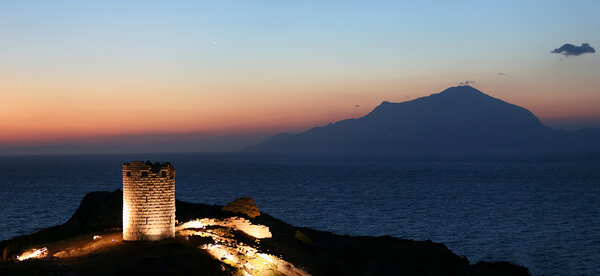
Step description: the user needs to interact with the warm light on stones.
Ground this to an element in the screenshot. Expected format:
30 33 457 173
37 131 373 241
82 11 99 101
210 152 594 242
178 217 272 239
180 220 204 229
122 161 176 241
178 218 308 275
16 247 48 261
200 242 309 276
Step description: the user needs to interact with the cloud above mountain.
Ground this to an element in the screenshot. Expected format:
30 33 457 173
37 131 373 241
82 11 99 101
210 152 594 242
551 43 595 56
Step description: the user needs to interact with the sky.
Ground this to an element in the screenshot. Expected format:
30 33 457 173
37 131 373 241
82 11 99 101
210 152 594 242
1 0 599 153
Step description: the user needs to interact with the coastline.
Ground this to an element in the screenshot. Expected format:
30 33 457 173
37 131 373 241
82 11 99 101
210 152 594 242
1 190 529 275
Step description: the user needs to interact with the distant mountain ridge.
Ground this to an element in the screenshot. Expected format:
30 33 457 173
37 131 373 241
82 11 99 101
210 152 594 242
246 86 600 153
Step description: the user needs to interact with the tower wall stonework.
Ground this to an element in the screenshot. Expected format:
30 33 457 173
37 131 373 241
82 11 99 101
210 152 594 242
122 161 175 241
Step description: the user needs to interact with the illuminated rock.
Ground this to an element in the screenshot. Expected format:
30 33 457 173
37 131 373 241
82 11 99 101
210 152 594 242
222 196 261 218
16 247 47 261
179 217 272 239
122 161 175 241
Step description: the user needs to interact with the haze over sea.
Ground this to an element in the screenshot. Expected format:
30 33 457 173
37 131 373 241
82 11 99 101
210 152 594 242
0 152 598 275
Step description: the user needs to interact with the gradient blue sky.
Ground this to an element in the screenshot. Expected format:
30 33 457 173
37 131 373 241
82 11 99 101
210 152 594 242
1 1 599 153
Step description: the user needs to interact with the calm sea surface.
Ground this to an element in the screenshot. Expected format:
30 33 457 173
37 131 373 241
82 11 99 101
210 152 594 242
0 152 598 275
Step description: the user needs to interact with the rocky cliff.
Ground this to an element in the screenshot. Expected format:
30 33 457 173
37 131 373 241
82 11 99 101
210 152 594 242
0 190 529 275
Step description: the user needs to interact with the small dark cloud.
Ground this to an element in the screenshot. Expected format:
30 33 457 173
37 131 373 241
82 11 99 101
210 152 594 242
551 43 595 56
498 72 507 76
354 104 360 108
459 80 475 86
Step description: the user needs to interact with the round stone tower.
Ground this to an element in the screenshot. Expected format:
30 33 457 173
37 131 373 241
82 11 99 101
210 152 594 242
122 161 175 241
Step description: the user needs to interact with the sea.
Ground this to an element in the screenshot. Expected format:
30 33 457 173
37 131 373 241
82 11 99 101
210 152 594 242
0 152 598 276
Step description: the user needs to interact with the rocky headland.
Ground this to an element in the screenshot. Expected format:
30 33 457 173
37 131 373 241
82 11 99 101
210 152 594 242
0 190 529 275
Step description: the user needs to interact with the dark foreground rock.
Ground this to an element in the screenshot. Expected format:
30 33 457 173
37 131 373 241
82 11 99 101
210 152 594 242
0 190 529 275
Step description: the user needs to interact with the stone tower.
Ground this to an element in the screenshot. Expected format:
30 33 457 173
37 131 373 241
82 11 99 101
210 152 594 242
122 161 175 241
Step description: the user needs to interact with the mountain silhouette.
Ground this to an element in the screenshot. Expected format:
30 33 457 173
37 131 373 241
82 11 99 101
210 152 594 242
246 86 600 153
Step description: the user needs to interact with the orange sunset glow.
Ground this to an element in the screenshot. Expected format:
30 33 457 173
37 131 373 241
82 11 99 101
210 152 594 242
1 1 599 153
3 74 599 144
